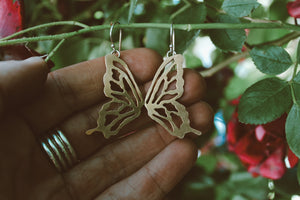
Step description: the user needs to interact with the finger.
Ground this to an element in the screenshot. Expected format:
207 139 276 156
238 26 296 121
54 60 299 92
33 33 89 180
20 48 163 133
63 101 213 159
59 69 212 159
96 139 198 200
0 57 48 117
60 102 212 200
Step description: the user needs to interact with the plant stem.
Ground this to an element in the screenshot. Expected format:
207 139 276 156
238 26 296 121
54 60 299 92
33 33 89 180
0 21 89 41
262 32 300 46
289 82 297 104
289 60 299 104
292 61 299 80
170 0 191 20
200 51 249 77
1 22 300 46
45 39 66 62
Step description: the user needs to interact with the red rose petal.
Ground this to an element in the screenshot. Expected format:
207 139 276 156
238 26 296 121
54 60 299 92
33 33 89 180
287 148 299 168
234 132 265 165
262 114 287 138
0 0 23 38
287 0 300 18
259 148 286 180
227 97 289 179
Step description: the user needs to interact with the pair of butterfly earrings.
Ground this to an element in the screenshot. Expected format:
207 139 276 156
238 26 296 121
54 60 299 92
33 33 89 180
86 22 201 139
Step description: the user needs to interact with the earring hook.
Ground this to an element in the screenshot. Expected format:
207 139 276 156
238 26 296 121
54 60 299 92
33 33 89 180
167 23 176 57
110 22 122 57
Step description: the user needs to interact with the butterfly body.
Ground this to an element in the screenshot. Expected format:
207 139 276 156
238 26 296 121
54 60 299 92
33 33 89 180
86 54 201 139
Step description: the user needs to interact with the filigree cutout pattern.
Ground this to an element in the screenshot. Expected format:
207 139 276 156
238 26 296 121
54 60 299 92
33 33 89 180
85 54 144 138
86 54 201 139
145 55 201 138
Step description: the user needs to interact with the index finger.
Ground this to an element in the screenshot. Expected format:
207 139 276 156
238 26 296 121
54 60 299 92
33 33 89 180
0 57 48 117
20 48 163 134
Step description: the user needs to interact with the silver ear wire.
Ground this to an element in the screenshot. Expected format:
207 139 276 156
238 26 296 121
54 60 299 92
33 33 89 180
110 22 122 57
167 23 176 57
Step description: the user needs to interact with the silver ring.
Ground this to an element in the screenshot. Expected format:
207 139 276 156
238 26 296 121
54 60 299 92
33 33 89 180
41 130 78 173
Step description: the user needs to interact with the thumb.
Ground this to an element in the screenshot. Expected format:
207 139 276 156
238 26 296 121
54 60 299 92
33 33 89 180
0 57 49 117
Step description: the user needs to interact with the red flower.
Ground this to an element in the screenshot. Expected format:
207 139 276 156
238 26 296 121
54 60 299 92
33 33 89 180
0 0 23 38
287 0 300 18
227 100 298 180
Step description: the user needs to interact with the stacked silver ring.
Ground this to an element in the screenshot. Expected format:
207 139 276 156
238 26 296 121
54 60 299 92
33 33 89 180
41 130 78 172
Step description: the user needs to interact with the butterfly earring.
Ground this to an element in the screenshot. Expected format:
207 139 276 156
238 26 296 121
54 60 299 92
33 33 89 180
86 23 201 139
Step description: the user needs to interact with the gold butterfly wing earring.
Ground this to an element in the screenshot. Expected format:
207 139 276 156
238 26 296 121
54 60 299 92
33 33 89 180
145 24 201 138
86 22 144 138
86 23 201 139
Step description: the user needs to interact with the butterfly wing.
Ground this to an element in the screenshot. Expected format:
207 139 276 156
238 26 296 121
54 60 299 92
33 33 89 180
145 54 201 138
86 54 143 138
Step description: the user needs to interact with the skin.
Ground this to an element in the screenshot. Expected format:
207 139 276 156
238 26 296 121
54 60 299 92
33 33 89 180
0 48 213 200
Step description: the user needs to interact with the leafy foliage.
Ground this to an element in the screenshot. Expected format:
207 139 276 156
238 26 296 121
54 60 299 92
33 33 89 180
222 0 261 18
128 0 138 23
297 39 300 63
286 103 300 158
238 78 292 124
298 165 300 186
173 2 206 53
294 71 300 83
208 14 246 52
250 45 292 75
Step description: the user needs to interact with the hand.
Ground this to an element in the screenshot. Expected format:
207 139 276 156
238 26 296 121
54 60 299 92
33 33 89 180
0 48 213 200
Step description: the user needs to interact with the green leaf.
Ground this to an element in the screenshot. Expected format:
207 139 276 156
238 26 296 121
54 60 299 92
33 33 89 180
145 28 169 55
297 39 300 63
286 103 300 159
294 72 300 83
216 172 268 200
196 154 217 174
298 165 300 186
128 0 138 23
51 37 109 68
246 29 290 46
145 12 169 55
269 0 290 21
222 0 260 18
184 51 203 69
173 2 206 24
238 78 292 124
208 14 246 52
250 45 292 75
293 73 300 104
173 2 206 53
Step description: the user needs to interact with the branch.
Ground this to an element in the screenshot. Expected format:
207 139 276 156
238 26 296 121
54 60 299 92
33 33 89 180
0 21 89 41
170 0 191 20
200 31 300 77
1 21 300 46
200 52 249 77
45 39 66 62
262 31 300 46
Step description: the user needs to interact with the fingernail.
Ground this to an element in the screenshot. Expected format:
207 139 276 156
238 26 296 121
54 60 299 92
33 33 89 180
40 54 48 59
39 54 55 70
